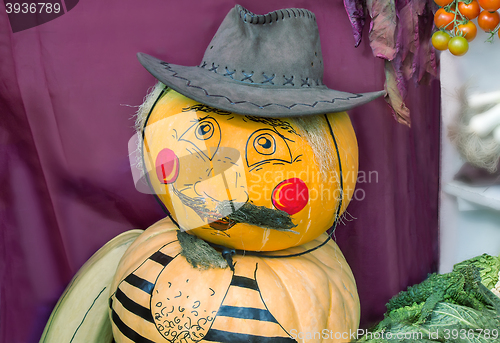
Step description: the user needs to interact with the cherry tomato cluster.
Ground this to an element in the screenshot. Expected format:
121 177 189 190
432 0 500 56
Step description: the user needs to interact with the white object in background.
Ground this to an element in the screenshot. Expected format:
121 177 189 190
494 126 500 144
467 90 500 108
444 181 500 211
468 103 500 138
456 198 484 211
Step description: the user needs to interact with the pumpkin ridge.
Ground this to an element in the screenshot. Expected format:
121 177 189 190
328 277 352 338
142 230 178 244
294 259 332 325
125 218 177 251
298 242 358 314
291 235 342 272
281 241 360 337
258 256 335 337
319 237 351 272
253 263 295 338
281 258 330 336
257 257 303 335
326 243 359 304
298 246 336 273
327 262 359 332
325 278 335 342
328 242 357 296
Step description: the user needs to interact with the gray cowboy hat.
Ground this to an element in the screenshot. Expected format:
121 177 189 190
137 5 385 118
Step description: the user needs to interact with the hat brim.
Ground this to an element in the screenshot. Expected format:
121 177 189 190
138 53 385 118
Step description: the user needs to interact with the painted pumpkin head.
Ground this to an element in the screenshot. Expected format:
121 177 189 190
140 87 358 251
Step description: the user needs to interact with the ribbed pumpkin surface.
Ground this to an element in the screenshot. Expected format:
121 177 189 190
110 218 360 343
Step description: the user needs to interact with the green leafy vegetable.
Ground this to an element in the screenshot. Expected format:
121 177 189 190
453 253 500 290
357 254 500 342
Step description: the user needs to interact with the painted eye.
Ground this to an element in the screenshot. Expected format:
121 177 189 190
254 134 276 155
179 117 221 160
246 129 292 168
195 121 214 140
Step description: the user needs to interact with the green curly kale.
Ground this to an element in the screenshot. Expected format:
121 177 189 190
453 253 500 290
374 302 424 331
357 254 500 342
386 264 489 316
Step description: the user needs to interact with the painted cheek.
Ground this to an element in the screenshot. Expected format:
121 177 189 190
156 148 180 184
271 178 309 215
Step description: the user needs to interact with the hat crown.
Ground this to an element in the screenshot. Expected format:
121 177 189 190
200 5 325 88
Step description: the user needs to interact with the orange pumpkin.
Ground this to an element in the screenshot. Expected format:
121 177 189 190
142 89 358 251
109 218 360 343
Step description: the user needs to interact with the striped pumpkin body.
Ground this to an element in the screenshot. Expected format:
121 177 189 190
109 218 359 343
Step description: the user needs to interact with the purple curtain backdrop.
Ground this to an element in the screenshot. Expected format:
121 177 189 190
0 1 440 342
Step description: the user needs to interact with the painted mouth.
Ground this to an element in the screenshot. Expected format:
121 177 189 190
208 217 237 231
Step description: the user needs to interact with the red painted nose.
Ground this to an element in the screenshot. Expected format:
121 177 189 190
155 148 179 184
271 178 309 215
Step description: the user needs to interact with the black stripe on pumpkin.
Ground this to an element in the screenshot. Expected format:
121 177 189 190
217 305 278 323
149 251 174 266
203 329 297 343
124 274 154 294
115 288 154 323
230 275 259 290
111 309 156 343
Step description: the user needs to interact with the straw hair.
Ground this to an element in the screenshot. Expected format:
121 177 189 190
134 81 166 133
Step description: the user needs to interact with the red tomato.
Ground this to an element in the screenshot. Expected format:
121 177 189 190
434 8 456 30
448 36 469 56
477 10 500 31
456 21 478 41
458 0 481 19
478 0 500 12
434 0 454 6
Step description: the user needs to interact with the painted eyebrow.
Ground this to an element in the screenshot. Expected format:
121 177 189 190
189 114 211 123
181 104 231 115
244 115 299 136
